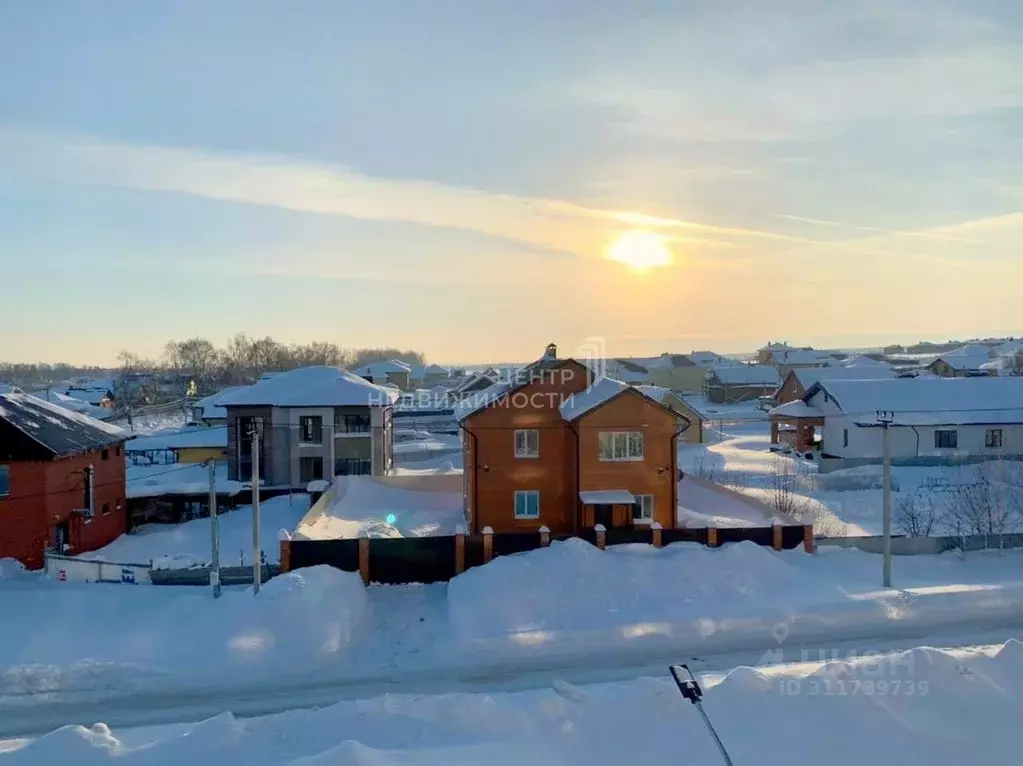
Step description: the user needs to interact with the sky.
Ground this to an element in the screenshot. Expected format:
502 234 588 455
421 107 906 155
1 0 1021 365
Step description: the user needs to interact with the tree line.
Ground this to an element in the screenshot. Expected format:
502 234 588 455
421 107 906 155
1 333 427 395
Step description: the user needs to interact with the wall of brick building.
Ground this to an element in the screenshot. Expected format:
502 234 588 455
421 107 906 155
0 445 127 570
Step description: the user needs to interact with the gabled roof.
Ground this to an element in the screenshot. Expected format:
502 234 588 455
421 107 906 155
29 388 114 421
559 377 688 423
452 371 499 395
687 351 729 367
708 364 780 386
354 359 412 376
634 384 707 421
222 366 398 407
806 377 1023 427
64 388 113 406
932 345 993 371
789 365 896 389
0 392 127 458
455 355 587 422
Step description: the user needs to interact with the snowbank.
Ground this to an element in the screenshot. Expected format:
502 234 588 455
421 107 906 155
296 476 463 539
0 558 27 579
5 641 1020 764
81 494 310 566
0 566 367 697
448 540 1023 659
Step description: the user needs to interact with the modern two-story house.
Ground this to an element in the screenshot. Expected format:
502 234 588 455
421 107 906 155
456 345 689 535
223 366 398 488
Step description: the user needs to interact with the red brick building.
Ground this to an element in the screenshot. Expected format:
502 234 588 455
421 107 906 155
0 392 129 569
457 345 691 535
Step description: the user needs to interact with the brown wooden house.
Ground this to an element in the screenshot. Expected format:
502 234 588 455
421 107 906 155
457 345 689 535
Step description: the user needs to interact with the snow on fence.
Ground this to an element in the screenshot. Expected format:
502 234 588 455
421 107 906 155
282 523 813 585
817 532 1023 556
44 552 152 585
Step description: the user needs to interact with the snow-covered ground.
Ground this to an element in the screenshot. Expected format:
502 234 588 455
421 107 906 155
297 476 463 539
114 411 188 435
4 538 1023 711
80 494 310 567
3 638 1021 765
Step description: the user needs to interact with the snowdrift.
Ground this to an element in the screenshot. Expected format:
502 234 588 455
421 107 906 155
447 540 1023 659
5 641 1020 765
0 566 367 696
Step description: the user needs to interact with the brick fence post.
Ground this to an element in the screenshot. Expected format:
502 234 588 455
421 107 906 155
279 539 291 573
594 523 606 550
455 525 466 574
358 533 370 585
772 522 783 552
539 525 551 547
651 522 663 548
803 524 815 553
707 527 719 547
482 526 494 564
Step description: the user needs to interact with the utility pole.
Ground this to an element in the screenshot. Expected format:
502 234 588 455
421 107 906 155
208 458 221 599
877 410 894 587
251 418 263 595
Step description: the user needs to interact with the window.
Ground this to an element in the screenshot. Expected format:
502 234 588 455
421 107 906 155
514 490 540 519
300 456 324 483
0 466 9 498
633 494 654 523
986 429 1004 449
115 446 121 457
101 449 109 461
843 429 849 448
335 413 371 433
934 429 958 449
299 416 323 444
514 429 539 458
102 503 110 516
598 432 644 461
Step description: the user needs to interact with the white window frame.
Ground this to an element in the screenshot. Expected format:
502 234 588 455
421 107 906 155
598 431 644 461
986 428 1004 449
633 494 654 523
514 490 540 519
514 429 539 458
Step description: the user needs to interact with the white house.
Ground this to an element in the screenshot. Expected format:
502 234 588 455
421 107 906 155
771 376 1023 472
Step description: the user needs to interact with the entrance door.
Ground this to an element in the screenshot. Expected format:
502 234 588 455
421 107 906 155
593 504 614 528
54 521 70 553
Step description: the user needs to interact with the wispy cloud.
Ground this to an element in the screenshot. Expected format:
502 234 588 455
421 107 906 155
0 125 836 261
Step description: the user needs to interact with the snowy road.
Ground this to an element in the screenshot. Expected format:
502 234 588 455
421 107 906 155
2 621 1020 738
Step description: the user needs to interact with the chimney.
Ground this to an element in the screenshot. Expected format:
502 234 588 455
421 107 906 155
543 343 557 360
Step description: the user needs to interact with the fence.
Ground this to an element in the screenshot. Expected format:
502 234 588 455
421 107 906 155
44 552 153 584
283 523 814 585
817 532 1023 556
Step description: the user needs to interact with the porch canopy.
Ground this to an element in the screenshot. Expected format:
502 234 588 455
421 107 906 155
768 399 824 450
579 490 636 505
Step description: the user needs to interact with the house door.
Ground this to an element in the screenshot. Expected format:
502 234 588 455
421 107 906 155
593 504 614 528
54 521 70 553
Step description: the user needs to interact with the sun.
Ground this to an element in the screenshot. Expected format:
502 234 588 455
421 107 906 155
606 230 674 272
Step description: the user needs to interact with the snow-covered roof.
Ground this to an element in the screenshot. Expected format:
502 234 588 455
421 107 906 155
559 377 683 421
769 400 824 419
990 340 1023 358
687 351 730 367
790 366 896 389
354 360 412 376
223 366 399 407
453 378 517 421
828 354 892 368
932 346 994 371
64 387 113 406
24 388 112 421
193 386 248 420
768 349 831 365
126 426 228 452
0 392 127 457
708 365 780 386
605 359 649 384
579 490 636 505
808 377 1023 426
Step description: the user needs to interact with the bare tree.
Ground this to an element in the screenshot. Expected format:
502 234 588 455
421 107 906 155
767 458 846 537
894 491 939 537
